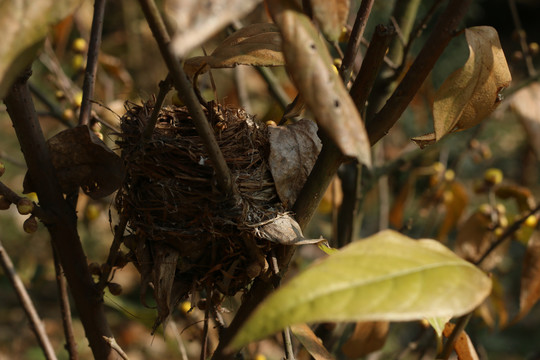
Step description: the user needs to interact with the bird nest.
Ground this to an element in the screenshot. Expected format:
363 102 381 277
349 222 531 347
115 101 292 323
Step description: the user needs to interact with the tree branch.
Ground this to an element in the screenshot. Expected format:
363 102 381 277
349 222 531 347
4 69 118 359
79 0 107 126
0 238 57 360
366 0 472 145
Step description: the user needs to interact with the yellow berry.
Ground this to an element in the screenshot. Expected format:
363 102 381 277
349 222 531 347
17 198 34 215
499 215 509 228
254 354 267 360
73 92 83 108
442 190 454 204
23 217 38 233
478 203 492 217
444 169 455 182
62 108 74 121
338 26 349 43
529 42 539 56
26 192 38 202
0 161 5 177
484 168 503 185
494 227 504 237
180 301 191 314
333 58 342 68
72 38 87 53
332 64 339 75
524 215 538 228
72 54 85 71
55 90 65 100
265 120 277 127
432 161 445 174
85 204 101 221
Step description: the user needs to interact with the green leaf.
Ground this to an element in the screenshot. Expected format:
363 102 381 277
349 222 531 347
231 230 491 349
0 0 83 99
426 316 450 339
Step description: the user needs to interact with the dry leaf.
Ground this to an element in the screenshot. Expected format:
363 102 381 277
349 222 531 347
166 0 263 58
438 181 468 242
443 323 480 360
510 82 540 158
291 323 335 360
268 119 322 208
454 205 508 271
412 26 511 147
494 184 536 212
268 0 371 166
310 0 350 42
184 23 284 76
152 244 179 327
341 321 389 359
23 125 124 199
516 231 540 322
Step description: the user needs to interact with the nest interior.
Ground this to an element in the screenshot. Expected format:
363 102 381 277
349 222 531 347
115 101 284 315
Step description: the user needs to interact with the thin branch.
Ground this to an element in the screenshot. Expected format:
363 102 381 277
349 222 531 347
0 181 54 223
439 312 473 360
5 69 117 359
79 0 108 126
98 214 128 290
137 0 235 196
0 238 58 360
367 0 472 145
53 248 78 360
255 67 290 110
508 0 536 77
142 75 172 140
340 0 375 82
28 82 73 128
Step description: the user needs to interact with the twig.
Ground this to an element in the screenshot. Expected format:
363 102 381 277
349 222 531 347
79 0 107 126
255 67 290 110
508 0 536 77
137 0 235 196
439 312 473 360
0 181 54 223
103 336 129 360
28 82 73 128
475 203 540 266
142 74 172 140
366 0 472 145
234 66 252 113
340 0 375 82
98 214 128 290
0 238 58 360
53 248 78 359
5 69 116 359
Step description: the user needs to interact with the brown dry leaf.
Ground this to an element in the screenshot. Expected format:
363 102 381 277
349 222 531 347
454 205 508 271
23 125 124 199
152 245 180 327
268 0 371 166
438 181 468 242
495 184 536 212
412 26 511 147
166 0 263 58
184 23 284 76
0 0 83 98
268 119 322 208
310 0 350 42
341 321 389 359
443 323 479 360
256 214 324 245
510 82 540 158
291 323 335 360
318 175 342 214
516 231 540 322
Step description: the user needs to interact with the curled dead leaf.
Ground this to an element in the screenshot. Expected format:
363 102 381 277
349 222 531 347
268 0 371 166
184 23 284 76
268 119 322 208
516 231 540 322
253 213 324 245
412 26 511 147
167 0 263 58
341 321 389 359
23 125 124 199
310 0 350 42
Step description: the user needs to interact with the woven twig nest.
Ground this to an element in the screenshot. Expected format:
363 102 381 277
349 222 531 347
115 101 321 324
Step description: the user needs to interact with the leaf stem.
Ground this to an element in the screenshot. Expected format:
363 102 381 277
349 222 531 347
79 0 107 126
137 0 235 196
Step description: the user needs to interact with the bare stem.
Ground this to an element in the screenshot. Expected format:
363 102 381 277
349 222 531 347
142 74 172 140
366 0 472 145
79 0 107 126
509 0 536 77
137 0 235 195
53 249 78 360
340 0 375 82
98 214 128 290
439 312 473 360
0 238 58 360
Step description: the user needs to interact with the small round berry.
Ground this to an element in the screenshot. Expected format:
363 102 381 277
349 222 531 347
524 215 538 228
88 262 102 276
265 120 277 127
23 217 38 233
180 301 191 314
17 198 34 215
108 282 123 296
72 38 87 53
484 168 503 185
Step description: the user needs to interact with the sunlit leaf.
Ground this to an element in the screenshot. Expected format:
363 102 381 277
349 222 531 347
443 323 480 360
231 230 492 348
0 0 83 98
291 323 335 360
412 26 511 147
516 231 540 322
341 321 389 359
167 0 263 58
268 0 371 166
310 0 350 42
510 82 540 158
427 316 450 339
184 23 284 76
268 119 322 208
